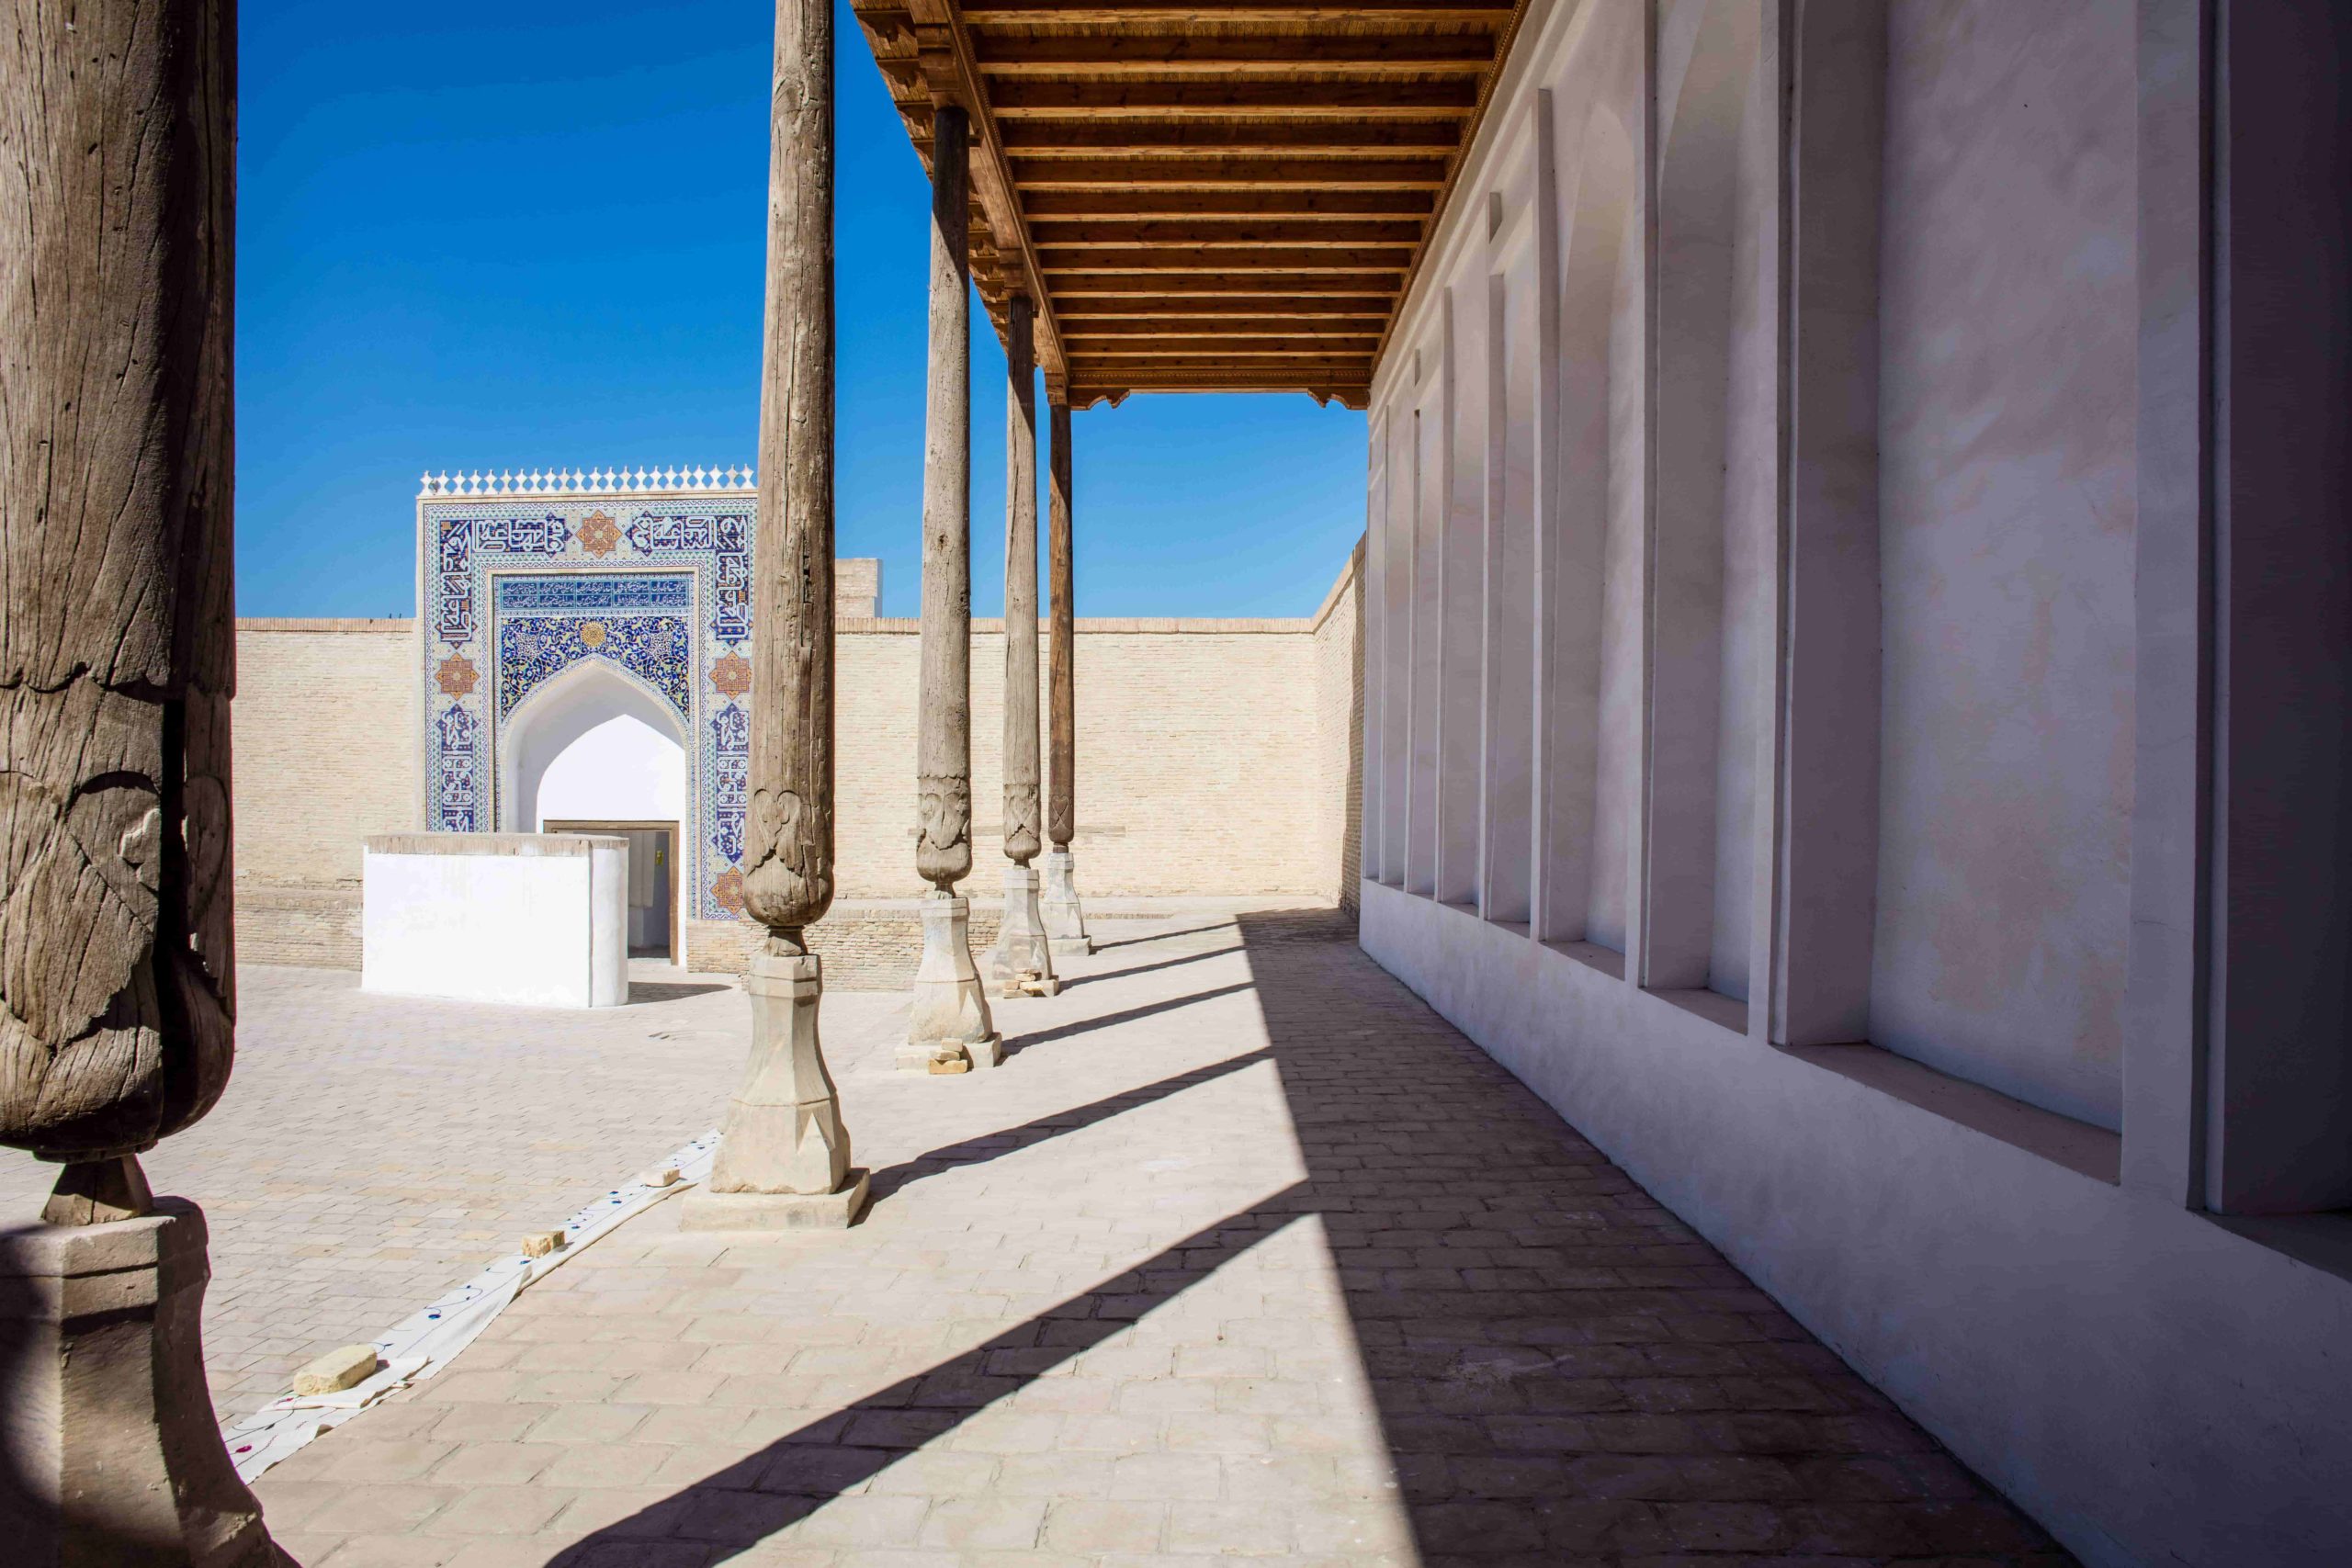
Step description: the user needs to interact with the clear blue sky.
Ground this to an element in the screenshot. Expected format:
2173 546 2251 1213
239 0 1370 621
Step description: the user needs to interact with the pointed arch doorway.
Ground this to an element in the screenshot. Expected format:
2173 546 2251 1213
501 660 692 964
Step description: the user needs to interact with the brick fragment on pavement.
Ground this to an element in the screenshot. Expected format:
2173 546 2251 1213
292 1344 380 1396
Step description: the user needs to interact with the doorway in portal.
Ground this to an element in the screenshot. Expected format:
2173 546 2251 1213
546 819 679 962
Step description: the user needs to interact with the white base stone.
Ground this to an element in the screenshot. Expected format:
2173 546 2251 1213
989 866 1058 998
677 1168 871 1231
1040 848 1091 954
905 891 997 1067
362 833 628 1008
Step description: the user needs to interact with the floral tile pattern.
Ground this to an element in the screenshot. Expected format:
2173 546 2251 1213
418 480 756 922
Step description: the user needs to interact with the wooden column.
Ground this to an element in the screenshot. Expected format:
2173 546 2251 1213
1041 396 1092 954
902 103 1000 1066
990 299 1057 994
916 103 976 894
1048 399 1078 854
1002 297 1044 868
0 5 282 1560
685 0 865 1222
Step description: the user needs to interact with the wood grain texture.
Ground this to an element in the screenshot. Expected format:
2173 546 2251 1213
1 0 239 1159
847 0 1531 404
1047 399 1076 851
741 0 838 947
916 106 976 891
1001 297 1043 865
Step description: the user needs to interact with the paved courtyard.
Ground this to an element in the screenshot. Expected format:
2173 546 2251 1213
88 909 2074 1567
0 962 908 1420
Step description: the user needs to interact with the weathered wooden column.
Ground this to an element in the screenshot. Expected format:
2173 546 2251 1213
1040 395 1094 954
681 0 866 1227
902 102 1001 1072
989 297 1060 997
0 6 288 1562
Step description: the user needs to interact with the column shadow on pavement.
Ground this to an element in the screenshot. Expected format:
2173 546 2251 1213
544 1191 1314 1567
545 912 2072 1567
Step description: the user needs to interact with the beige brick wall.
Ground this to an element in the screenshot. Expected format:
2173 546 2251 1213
1312 540 1366 915
228 546 1365 970
232 620 420 967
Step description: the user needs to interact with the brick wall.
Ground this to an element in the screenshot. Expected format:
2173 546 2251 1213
232 620 421 968
230 547 1365 972
1312 539 1365 916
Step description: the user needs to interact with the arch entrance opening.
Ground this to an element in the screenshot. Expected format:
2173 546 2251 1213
502 661 690 963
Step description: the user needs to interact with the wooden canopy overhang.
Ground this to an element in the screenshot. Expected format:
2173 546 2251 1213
851 0 1533 410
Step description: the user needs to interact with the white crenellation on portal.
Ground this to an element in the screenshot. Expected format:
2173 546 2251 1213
418 466 759 499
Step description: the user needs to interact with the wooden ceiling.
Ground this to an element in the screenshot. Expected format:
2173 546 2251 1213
850 0 1532 410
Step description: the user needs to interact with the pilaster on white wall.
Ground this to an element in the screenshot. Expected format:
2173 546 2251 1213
2122 0 2352 1216
1363 418 1388 887
1380 412 1413 887
1773 0 1885 1047
1406 355 1446 897
1642 0 1762 997
1480 179 1540 930
1434 291 1484 908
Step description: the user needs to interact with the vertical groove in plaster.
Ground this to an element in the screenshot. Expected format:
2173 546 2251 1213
1760 0 1796 1043
1529 89 1563 944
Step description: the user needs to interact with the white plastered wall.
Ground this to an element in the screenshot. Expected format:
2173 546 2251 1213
1358 2 2352 1563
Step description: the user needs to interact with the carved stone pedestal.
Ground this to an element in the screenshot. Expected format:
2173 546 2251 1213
681 951 869 1230
990 865 1060 998
900 891 1002 1071
1042 849 1093 957
0 1200 289 1568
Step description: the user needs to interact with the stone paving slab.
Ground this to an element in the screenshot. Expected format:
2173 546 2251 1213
248 911 2073 1566
0 964 899 1420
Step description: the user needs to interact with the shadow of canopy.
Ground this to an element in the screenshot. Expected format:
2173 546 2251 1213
547 908 2067 1566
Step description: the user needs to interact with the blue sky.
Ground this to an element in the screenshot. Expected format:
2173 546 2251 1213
238 0 1369 620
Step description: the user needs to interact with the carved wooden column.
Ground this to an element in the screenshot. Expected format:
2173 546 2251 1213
989 297 1059 997
0 5 287 1562
681 0 867 1228
903 102 1001 1072
1041 396 1093 954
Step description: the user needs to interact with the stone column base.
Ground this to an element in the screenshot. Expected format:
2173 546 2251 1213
1041 848 1092 956
0 1199 289 1568
989 864 1060 998
679 1168 872 1231
705 950 853 1199
903 890 1000 1072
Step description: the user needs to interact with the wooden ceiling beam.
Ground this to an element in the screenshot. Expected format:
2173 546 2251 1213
1065 316 1385 333
863 0 1528 406
1002 118 1462 152
1051 273 1402 296
989 80 1479 115
1075 355 1372 376
1039 246 1410 273
1056 299 1397 319
961 0 1511 20
1068 337 1382 355
975 36 1497 74
1012 156 1451 188
1023 188 1434 218
1032 219 1424 247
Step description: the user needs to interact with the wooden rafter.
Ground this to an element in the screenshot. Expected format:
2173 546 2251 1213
853 0 1534 408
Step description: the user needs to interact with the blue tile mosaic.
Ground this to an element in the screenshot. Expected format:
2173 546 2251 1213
419 491 756 923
